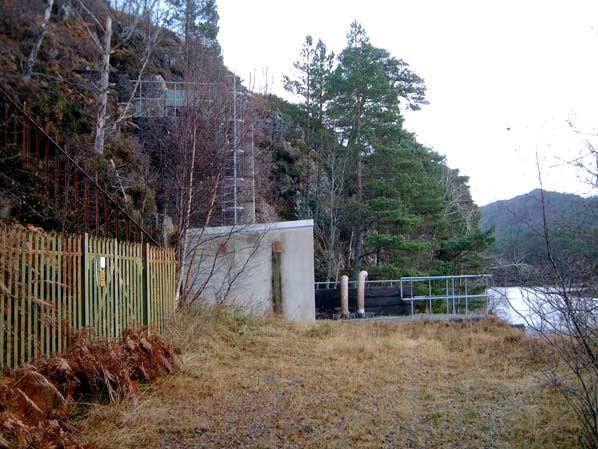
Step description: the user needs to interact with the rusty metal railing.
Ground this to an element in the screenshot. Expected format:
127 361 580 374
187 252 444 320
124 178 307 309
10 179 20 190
0 86 158 245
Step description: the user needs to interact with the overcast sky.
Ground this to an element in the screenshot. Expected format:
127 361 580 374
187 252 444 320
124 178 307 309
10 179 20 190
217 0 598 206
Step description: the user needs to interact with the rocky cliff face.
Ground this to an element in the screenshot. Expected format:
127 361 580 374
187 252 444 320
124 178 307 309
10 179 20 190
0 0 299 235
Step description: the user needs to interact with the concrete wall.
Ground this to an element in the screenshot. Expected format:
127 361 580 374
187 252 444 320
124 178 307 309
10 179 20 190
185 220 315 322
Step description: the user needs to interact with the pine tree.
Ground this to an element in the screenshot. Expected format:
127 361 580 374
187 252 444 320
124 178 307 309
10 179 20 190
284 35 334 218
363 133 443 277
282 22 491 281
328 22 427 279
166 0 219 50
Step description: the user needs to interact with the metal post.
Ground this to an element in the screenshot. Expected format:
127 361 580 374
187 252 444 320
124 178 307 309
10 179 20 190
446 279 450 314
140 80 143 117
410 280 414 316
82 233 90 327
465 278 469 314
452 277 456 314
143 243 151 328
233 76 238 225
485 276 490 314
251 126 256 224
428 279 432 314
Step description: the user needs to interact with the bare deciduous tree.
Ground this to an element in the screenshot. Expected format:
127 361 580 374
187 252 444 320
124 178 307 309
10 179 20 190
75 0 169 155
504 156 598 448
94 9 111 155
22 0 55 84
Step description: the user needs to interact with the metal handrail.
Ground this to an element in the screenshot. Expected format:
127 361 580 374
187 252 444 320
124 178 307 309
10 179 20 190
401 274 493 281
315 275 492 289
316 274 493 317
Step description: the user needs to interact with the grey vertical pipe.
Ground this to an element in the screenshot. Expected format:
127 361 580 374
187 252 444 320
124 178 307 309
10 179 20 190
340 275 349 318
357 271 367 318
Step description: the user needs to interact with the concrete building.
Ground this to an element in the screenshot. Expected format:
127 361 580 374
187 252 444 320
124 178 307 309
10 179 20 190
184 220 315 322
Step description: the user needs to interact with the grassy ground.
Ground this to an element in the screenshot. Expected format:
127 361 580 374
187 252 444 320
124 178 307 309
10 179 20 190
75 309 579 449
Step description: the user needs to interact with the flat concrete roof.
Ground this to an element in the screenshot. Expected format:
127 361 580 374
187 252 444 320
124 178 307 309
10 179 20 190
188 219 314 237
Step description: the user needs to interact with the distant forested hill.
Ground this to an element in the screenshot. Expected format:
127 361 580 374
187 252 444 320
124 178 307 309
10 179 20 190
479 189 598 269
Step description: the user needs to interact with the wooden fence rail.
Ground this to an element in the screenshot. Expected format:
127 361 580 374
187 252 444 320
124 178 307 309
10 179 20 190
0 224 177 369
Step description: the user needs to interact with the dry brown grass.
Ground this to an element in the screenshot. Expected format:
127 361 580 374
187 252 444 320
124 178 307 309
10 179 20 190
75 309 579 449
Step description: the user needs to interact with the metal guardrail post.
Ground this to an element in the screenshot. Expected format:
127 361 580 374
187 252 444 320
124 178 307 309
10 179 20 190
485 276 490 314
452 277 456 315
410 280 414 316
465 278 469 314
428 279 432 313
446 279 450 314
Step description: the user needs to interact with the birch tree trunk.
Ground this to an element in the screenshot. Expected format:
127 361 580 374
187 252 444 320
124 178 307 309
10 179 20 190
23 0 55 84
94 13 112 155
175 117 198 304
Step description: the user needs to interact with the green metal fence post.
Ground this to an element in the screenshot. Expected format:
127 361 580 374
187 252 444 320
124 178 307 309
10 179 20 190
82 233 90 327
143 243 150 328
1 223 178 369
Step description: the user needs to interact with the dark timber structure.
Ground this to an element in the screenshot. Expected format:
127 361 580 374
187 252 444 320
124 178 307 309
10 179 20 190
315 275 492 318
316 286 411 317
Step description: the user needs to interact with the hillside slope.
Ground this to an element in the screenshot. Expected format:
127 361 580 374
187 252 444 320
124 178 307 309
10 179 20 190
480 189 598 268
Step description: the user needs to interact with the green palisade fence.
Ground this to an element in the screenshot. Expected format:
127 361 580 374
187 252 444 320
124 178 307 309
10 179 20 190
0 224 177 369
